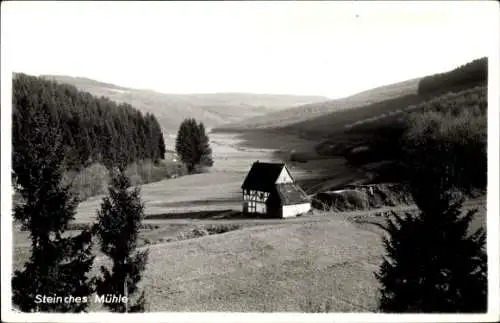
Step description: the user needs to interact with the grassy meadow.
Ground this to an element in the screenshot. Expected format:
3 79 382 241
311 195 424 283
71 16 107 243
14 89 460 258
13 200 485 312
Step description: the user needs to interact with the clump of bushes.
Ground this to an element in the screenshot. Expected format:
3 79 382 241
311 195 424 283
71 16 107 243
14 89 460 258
58 160 187 203
125 160 187 186
313 184 413 212
205 224 241 234
402 86 487 193
62 163 110 201
313 189 369 212
176 224 242 241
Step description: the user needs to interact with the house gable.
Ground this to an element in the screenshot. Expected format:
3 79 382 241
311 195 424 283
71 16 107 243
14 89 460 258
275 166 293 184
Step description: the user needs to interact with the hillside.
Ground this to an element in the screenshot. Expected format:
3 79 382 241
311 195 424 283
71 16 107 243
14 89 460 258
38 74 329 146
212 56 488 194
212 77 421 132
213 57 488 138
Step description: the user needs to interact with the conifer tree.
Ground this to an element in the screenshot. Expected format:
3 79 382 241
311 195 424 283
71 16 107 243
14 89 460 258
175 118 214 173
375 128 487 313
12 104 95 312
94 168 149 312
197 122 214 168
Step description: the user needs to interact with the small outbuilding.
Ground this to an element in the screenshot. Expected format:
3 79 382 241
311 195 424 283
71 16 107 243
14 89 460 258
241 161 311 218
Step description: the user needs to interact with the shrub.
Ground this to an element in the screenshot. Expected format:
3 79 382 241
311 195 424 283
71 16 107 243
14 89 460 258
125 160 187 186
177 227 209 240
57 160 187 203
205 224 241 235
62 163 110 201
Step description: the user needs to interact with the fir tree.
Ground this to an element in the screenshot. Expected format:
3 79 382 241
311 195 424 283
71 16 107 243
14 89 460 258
175 118 214 173
94 168 149 312
375 131 487 312
12 104 94 312
197 122 214 168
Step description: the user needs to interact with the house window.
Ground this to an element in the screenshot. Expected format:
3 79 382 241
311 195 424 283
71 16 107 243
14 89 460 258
248 201 257 213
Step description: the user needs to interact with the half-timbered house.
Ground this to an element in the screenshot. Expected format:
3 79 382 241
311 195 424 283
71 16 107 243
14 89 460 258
241 161 311 218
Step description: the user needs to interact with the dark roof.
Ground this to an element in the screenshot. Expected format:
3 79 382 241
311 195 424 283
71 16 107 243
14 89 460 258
241 161 286 191
275 183 311 205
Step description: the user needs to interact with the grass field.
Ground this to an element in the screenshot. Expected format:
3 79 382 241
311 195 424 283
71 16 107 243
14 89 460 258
13 198 486 312
85 216 384 312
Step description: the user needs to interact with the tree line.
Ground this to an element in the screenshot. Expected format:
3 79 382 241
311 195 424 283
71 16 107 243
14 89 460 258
417 57 487 96
13 74 166 171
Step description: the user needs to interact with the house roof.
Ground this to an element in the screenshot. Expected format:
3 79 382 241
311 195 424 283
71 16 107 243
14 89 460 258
241 161 286 191
275 183 311 205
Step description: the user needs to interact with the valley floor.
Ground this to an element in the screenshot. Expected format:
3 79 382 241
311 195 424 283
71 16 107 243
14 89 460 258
75 131 358 222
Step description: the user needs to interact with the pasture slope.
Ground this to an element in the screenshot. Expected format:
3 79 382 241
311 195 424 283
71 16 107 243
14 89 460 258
90 217 384 312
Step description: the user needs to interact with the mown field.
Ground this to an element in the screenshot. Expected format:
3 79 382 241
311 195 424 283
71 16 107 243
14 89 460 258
12 194 486 312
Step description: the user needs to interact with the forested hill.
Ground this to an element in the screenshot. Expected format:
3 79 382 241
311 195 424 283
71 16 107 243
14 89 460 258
417 57 487 96
39 74 330 143
13 73 166 171
213 56 488 134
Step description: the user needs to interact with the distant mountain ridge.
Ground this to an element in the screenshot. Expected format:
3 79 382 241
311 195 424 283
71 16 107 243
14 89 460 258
36 74 329 146
213 77 422 132
212 57 488 135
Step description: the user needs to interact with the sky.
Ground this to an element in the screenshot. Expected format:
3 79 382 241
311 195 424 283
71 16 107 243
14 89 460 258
1 1 497 98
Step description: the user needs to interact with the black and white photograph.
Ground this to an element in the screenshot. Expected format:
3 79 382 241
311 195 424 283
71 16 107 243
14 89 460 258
1 1 499 322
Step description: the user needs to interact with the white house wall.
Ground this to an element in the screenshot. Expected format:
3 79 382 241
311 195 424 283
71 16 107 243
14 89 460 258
275 167 293 184
256 203 266 214
281 203 311 218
